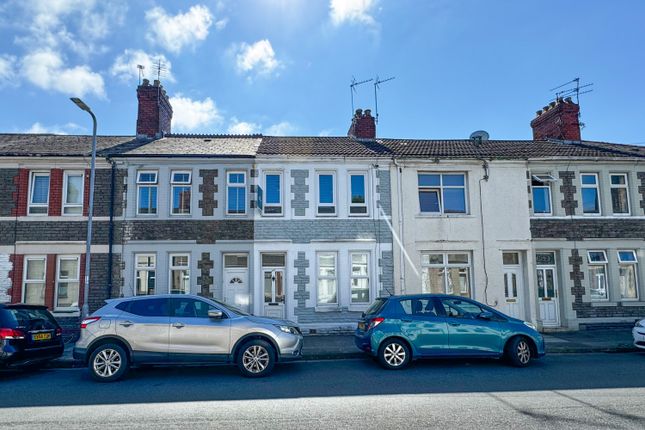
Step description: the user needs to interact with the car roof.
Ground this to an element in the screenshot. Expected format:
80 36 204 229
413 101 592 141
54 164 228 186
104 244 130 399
384 294 471 300
107 294 207 303
0 303 49 310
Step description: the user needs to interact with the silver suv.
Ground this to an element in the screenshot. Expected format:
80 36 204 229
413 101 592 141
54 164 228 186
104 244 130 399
73 294 303 381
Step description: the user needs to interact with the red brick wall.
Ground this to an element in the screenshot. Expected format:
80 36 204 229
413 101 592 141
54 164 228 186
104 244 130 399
12 169 29 216
347 109 376 139
8 254 24 303
48 169 63 216
45 254 57 309
136 80 173 137
530 99 581 141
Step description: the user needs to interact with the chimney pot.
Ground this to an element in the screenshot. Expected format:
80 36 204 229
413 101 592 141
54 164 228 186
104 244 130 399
153 79 160 87
142 78 150 86
364 109 372 117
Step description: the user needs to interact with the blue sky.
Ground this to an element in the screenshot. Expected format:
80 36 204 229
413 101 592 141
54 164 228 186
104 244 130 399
0 0 643 143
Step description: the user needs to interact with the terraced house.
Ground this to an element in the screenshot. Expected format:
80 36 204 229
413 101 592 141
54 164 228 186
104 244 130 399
1 80 644 336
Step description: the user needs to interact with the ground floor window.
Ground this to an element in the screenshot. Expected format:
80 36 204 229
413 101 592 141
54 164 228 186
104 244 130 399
55 256 80 309
23 256 46 305
317 252 337 305
587 251 608 301
350 252 370 304
169 254 190 294
421 252 471 297
618 250 639 300
135 254 156 295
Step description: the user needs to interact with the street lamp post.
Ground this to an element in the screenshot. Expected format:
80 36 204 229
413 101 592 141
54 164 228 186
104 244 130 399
70 97 97 318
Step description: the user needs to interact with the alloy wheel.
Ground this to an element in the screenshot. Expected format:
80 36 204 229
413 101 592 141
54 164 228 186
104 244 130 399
383 343 406 367
516 340 531 364
242 345 270 374
93 348 122 378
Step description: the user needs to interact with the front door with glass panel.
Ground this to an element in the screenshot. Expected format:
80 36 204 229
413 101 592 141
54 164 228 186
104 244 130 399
536 252 560 327
262 253 286 319
223 254 249 313
502 252 524 319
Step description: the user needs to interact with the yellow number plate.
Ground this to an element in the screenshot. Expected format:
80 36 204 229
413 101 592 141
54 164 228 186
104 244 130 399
32 333 52 341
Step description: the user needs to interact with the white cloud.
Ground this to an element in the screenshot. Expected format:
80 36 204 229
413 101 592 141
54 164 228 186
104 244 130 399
170 94 223 131
145 5 213 54
265 121 296 135
110 49 174 83
234 39 282 77
21 50 105 98
0 54 17 88
21 122 83 135
228 118 261 135
215 18 229 31
330 0 378 26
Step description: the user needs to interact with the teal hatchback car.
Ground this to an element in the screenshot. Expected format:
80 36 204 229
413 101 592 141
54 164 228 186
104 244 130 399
355 294 545 369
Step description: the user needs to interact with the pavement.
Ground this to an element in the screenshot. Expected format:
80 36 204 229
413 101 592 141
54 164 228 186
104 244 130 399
3 353 645 429
48 328 638 368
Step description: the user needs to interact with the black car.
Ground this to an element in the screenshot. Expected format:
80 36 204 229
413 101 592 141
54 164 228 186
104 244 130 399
0 304 64 368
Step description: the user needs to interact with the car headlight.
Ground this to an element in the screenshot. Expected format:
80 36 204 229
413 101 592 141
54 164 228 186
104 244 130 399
275 325 300 335
523 321 537 330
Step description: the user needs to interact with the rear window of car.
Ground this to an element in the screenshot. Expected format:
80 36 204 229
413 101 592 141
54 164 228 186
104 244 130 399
116 298 168 317
2 308 59 330
365 298 387 315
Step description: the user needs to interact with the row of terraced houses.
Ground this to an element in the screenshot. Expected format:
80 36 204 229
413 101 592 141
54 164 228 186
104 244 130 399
1 79 644 338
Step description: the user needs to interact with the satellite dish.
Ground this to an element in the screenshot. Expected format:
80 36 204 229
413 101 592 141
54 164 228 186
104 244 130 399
469 130 489 142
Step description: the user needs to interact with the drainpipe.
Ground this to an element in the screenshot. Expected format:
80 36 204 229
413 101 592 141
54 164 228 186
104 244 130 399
392 158 406 294
107 159 116 300
477 158 495 306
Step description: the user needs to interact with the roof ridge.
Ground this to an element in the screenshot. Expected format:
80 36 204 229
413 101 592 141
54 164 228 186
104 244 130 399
166 133 262 138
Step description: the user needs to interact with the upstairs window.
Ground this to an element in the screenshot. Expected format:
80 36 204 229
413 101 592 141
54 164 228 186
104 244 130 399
263 172 282 215
227 172 246 215
170 171 191 215
581 173 600 215
349 172 368 216
418 173 466 214
29 172 50 215
317 172 336 215
63 171 84 215
137 171 158 215
531 175 555 215
618 250 639 300
610 174 630 215
587 250 608 301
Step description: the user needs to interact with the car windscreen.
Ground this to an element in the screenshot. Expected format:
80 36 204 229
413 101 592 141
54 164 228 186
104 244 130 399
3 308 59 330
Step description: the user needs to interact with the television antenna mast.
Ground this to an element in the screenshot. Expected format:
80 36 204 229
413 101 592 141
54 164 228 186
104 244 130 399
152 59 168 82
549 77 593 104
137 64 145 85
350 76 373 116
373 75 395 124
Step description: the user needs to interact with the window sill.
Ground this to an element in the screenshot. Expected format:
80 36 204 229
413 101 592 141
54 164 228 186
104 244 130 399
316 213 337 217
590 301 617 307
53 308 80 316
620 301 644 306
415 213 471 218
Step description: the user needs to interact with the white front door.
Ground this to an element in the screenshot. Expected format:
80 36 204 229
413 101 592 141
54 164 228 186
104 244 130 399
263 269 285 319
223 269 249 312
503 267 523 319
537 267 560 327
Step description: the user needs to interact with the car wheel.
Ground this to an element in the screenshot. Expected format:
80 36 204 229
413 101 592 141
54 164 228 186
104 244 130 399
89 343 129 382
237 339 275 378
378 338 411 370
506 337 532 367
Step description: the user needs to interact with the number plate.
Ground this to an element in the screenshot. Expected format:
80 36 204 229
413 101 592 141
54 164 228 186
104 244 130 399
358 322 366 331
32 332 52 341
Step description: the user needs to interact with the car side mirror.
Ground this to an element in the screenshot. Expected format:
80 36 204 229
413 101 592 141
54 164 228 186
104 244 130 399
361 312 366 318
208 310 223 319
478 311 493 320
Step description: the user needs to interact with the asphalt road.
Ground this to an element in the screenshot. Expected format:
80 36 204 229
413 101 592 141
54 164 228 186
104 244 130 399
2 353 645 429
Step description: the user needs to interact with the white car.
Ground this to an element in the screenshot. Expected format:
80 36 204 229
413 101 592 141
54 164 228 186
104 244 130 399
633 319 645 350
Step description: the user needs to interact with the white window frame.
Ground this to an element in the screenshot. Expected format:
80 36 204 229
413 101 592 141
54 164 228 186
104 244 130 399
581 173 601 216
316 252 338 306
316 171 337 216
226 171 247 216
587 250 609 301
421 252 472 297
262 171 283 216
170 170 192 216
618 250 639 301
531 175 555 216
349 252 371 306
55 255 81 310
169 253 190 294
62 171 85 216
134 253 156 296
22 256 47 305
609 173 630 215
348 171 369 217
136 170 159 216
417 172 468 215
28 171 50 215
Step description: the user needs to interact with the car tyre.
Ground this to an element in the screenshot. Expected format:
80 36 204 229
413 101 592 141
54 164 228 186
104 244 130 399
237 339 275 378
378 338 411 370
89 343 129 382
505 336 532 367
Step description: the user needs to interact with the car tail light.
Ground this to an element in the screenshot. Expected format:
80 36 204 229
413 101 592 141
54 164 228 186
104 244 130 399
368 317 385 330
55 327 63 337
80 317 101 329
0 328 25 340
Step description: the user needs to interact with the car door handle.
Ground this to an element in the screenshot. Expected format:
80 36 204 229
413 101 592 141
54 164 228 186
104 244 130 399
119 321 134 327
172 322 185 329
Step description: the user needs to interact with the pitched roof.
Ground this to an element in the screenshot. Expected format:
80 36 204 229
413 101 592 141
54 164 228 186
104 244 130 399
112 134 262 158
0 133 135 157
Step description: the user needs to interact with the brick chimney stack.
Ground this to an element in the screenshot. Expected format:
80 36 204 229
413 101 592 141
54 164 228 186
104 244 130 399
530 97 581 141
347 108 376 140
136 78 173 139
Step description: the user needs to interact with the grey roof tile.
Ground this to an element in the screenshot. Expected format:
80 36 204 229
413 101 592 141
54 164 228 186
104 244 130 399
0 133 135 156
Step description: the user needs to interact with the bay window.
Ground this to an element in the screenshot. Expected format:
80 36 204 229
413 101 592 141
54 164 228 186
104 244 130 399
618 250 639 300
350 252 370 304
56 256 80 309
169 254 190 294
317 252 337 305
135 254 156 295
421 252 471 297
587 250 608 300
23 257 46 305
